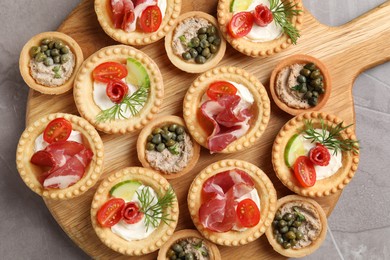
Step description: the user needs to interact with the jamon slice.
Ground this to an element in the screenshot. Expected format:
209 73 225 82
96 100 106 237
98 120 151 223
111 0 126 28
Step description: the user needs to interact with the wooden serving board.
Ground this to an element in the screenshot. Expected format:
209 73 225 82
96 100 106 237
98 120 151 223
25 0 390 259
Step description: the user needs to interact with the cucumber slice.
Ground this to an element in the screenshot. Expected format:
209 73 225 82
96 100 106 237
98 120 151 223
230 0 253 12
284 134 306 167
126 58 150 88
109 180 142 201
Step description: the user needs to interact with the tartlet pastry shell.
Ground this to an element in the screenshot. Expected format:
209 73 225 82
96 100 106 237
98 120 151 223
265 195 328 258
19 31 84 95
137 115 200 179
73 45 164 134
164 11 227 73
272 112 360 197
15 113 104 200
217 0 304 57
94 0 181 46
187 159 277 246
91 167 179 256
183 66 271 153
270 54 331 116
157 229 221 260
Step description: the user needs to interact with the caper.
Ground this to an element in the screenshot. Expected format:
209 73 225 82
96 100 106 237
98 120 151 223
152 134 162 144
295 231 303 240
213 37 221 46
167 249 175 257
178 251 186 258
283 213 295 221
189 48 198 58
171 133 177 141
34 52 46 62
177 134 184 142
61 46 70 54
202 48 210 57
273 229 280 236
282 242 291 249
290 239 298 247
169 255 177 260
195 55 206 64
304 91 313 99
300 68 311 77
182 52 192 60
207 26 217 35
276 235 284 244
198 27 208 34
207 36 215 44
61 54 70 63
275 212 282 220
179 240 187 248
176 126 185 135
191 37 200 48
312 91 319 98
279 226 289 234
299 84 308 93
272 220 279 227
43 57 54 66
311 78 322 88
53 56 61 64
45 50 51 57
278 220 287 227
41 38 51 45
48 41 55 49
161 125 169 132
146 142 155 151
198 34 207 41
196 46 203 53
162 132 172 141
304 62 316 71
289 227 298 233
200 39 209 48
152 128 162 135
317 87 325 94
207 45 216 55
297 75 307 83
166 139 176 147
308 97 318 106
41 44 49 52
156 143 166 152
185 253 194 260
168 124 178 132
51 49 60 57
310 70 321 80
29 46 41 58
285 231 296 240
54 41 64 49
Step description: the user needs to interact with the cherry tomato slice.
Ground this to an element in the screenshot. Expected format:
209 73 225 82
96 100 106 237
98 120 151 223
122 202 144 224
43 118 72 144
206 81 237 101
228 12 254 38
236 198 261 228
139 6 162 33
253 4 273 27
106 79 129 104
309 144 331 166
97 198 125 227
93 62 128 83
293 156 316 187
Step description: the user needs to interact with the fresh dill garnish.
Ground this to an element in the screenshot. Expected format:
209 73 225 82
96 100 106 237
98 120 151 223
52 65 62 79
292 84 302 91
269 0 302 44
303 117 359 155
167 143 180 155
136 186 176 231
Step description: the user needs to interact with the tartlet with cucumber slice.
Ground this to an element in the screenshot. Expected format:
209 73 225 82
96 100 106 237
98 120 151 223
73 45 164 134
217 0 304 57
91 167 179 256
272 111 360 197
137 115 200 179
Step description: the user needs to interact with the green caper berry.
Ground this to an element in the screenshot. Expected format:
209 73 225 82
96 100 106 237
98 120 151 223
283 213 295 221
179 240 187 248
304 91 313 99
311 78 322 88
276 236 284 244
278 220 287 227
304 62 316 71
202 48 210 57
146 142 155 151
300 68 311 77
178 251 186 258
176 126 185 135
285 231 296 240
209 44 218 54
60 46 69 54
43 57 54 66
41 38 51 45
287 219 294 226
199 39 209 48
53 56 61 64
61 54 70 64
40 45 48 52
195 55 206 64
171 133 177 141
152 128 162 135
207 36 215 44
279 226 289 234
51 49 60 57
283 242 292 249
310 70 321 80
295 231 303 240
48 41 55 49
161 133 172 141
166 139 176 147
317 87 325 94
312 91 319 98
34 52 46 62
196 46 203 53
54 41 64 49
152 134 162 144
182 52 192 60
162 125 169 132
213 37 221 46
297 75 307 83
290 239 298 246
156 143 166 152
185 253 194 260
189 48 198 58
275 212 282 220
308 97 318 106
272 220 279 227
168 124 178 132
299 84 308 93
176 134 184 142
167 249 175 257
289 227 298 233
169 255 177 260
198 34 207 41
29 46 41 58
207 26 217 35
147 134 153 142
45 50 51 57
190 37 200 48
198 27 208 34
273 228 280 236
204 52 211 59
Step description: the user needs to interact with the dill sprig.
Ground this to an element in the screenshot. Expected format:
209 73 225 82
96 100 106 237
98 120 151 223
269 0 302 44
136 186 176 231
95 85 149 123
303 118 359 155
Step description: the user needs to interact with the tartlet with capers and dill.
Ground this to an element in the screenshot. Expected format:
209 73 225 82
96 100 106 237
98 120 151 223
183 66 270 154
217 0 303 57
272 111 360 197
265 195 327 258
165 11 227 73
91 167 179 256
73 45 164 134
137 115 200 179
19 31 83 95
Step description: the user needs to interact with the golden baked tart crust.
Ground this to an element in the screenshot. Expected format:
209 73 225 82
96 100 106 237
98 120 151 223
183 66 271 153
272 112 360 197
94 0 181 46
15 113 104 200
157 229 221 260
164 11 227 73
265 195 328 258
187 159 277 246
19 31 84 95
270 54 331 116
137 115 200 179
91 167 179 256
217 0 304 57
73 45 164 134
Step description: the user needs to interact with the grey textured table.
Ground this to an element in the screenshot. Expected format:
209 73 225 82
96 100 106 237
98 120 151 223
1 1 389 259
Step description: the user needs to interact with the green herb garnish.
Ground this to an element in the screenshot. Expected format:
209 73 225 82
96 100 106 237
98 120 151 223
292 84 302 91
269 0 302 44
137 186 176 231
167 143 180 155
179 35 186 44
52 65 62 79
303 117 359 155
293 206 306 222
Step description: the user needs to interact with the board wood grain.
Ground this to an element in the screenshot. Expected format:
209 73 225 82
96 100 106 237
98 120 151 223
25 0 390 259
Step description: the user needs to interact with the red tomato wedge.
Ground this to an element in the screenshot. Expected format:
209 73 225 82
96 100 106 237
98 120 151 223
253 4 273 27
139 5 162 33
309 144 331 166
43 118 72 144
206 81 237 101
122 202 144 224
106 79 129 104
92 62 128 83
293 156 316 187
97 198 125 227
236 198 260 228
228 12 254 38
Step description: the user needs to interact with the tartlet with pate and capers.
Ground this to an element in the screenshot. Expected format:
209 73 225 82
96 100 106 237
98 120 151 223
19 31 83 94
